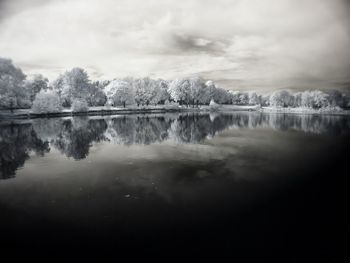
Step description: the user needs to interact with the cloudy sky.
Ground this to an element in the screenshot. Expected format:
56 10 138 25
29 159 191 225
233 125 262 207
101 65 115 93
0 0 350 92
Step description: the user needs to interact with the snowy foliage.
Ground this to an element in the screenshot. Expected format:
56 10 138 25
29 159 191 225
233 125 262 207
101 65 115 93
0 58 30 109
157 79 171 104
58 68 91 107
260 95 270 106
31 90 62 113
133 77 156 106
105 79 135 107
269 90 293 107
1 57 350 112
293 92 302 107
213 87 232 104
25 74 49 102
301 90 329 109
72 99 89 112
231 91 249 105
168 77 207 105
51 68 106 107
167 77 231 106
51 74 65 96
88 81 107 106
168 78 191 105
248 92 259 105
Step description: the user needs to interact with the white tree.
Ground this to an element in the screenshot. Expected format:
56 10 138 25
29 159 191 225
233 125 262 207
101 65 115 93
25 74 49 102
0 57 30 109
105 79 135 107
260 95 270 106
72 98 89 112
168 78 230 106
196 80 211 105
213 87 231 104
269 90 293 107
230 91 240 105
88 81 107 106
149 80 162 106
147 78 171 105
31 90 62 113
205 80 218 103
301 90 329 108
53 68 91 107
238 92 249 105
168 78 191 105
188 77 205 106
157 79 170 104
248 92 259 105
312 91 329 108
51 74 65 97
133 77 154 106
293 92 302 107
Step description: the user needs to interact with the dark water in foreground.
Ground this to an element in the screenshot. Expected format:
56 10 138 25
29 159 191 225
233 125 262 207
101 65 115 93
0 112 349 259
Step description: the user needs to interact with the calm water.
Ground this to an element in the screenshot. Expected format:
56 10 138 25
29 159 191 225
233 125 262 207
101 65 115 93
0 112 349 258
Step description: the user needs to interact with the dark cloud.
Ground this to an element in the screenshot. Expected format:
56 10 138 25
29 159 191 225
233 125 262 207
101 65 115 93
166 33 230 55
0 0 57 21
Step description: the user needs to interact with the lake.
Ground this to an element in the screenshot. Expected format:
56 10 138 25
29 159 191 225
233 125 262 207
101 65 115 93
0 112 349 259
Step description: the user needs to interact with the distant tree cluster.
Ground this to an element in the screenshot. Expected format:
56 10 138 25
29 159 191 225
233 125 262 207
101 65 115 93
1 57 349 112
268 89 350 109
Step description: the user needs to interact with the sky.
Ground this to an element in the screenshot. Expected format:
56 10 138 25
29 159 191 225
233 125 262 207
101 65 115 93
0 0 350 92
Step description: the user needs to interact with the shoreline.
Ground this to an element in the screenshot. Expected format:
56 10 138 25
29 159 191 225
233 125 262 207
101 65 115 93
260 106 350 116
0 105 259 120
0 105 349 120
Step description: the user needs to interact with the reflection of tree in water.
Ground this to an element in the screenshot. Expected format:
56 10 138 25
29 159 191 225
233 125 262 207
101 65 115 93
53 118 108 160
33 118 65 141
1 113 349 179
228 113 270 129
107 114 236 145
135 116 171 144
267 114 350 135
108 116 136 145
169 114 236 143
0 123 49 179
108 116 172 145
219 112 350 135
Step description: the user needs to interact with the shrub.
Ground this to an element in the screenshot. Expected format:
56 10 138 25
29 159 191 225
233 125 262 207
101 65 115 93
209 99 220 111
31 91 62 113
72 99 89 112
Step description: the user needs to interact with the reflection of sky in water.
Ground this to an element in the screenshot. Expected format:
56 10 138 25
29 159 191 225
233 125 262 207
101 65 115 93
0 112 349 225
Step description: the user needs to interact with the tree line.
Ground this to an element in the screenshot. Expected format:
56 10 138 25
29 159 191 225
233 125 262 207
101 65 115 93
1 57 349 113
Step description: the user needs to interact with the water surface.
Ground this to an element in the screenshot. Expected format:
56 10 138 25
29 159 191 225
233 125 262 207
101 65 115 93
0 112 348 258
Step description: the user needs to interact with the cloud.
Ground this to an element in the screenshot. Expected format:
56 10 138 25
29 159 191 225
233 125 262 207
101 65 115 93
0 0 349 91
